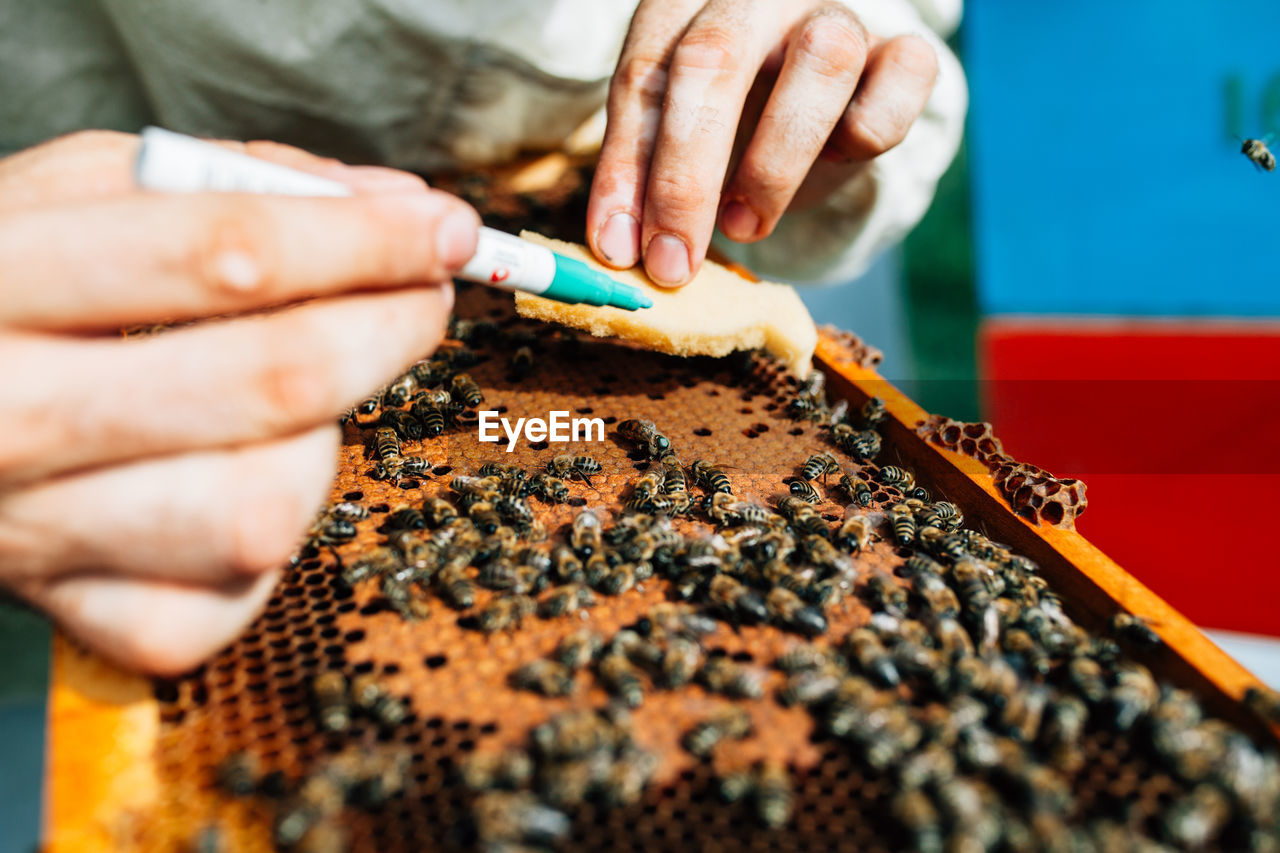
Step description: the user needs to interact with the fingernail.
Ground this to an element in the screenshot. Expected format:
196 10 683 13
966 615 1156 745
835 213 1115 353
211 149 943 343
596 212 640 267
644 234 691 287
435 205 480 271
720 201 760 241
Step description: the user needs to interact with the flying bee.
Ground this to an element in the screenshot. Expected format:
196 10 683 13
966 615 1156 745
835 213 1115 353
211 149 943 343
618 418 673 459
570 510 603 556
690 459 733 495
801 451 842 482
509 346 534 379
1111 612 1162 649
683 707 753 758
787 478 822 504
555 629 604 670
888 502 917 545
510 660 574 697
449 373 483 407
372 426 401 463
597 652 645 708
539 583 595 618
1241 136 1276 172
766 587 827 637
311 671 351 733
699 656 765 699
527 472 570 503
477 594 535 633
831 424 882 460
708 575 769 624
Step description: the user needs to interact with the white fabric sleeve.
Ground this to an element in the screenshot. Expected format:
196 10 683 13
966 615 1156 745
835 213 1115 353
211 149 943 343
711 0 967 285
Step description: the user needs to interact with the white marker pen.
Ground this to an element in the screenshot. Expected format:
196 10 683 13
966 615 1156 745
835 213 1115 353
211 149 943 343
135 127 651 311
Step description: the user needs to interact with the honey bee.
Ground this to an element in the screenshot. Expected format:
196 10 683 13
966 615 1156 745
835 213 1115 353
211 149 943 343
467 502 502 536
477 594 535 633
777 669 841 708
682 707 753 758
433 564 475 609
311 671 351 733
844 628 901 687
1241 137 1276 172
914 572 960 619
597 651 645 707
449 373 483 407
859 396 887 427
509 346 534 378
462 748 534 791
527 472 570 503
1110 662 1159 731
629 469 665 503
838 473 875 507
597 562 637 595
891 789 942 852
774 643 845 674
372 426 401 464
1244 685 1280 726
690 460 733 494
510 659 575 696
1111 612 1162 649
699 656 764 699
1161 784 1232 849
472 791 570 846
754 761 794 828
831 424 882 459
599 747 658 807
382 572 430 621
379 407 424 441
655 636 702 688
328 501 368 522
409 398 446 437
349 674 407 729
386 506 427 531
618 418 673 458
800 451 842 482
646 602 718 640
836 510 875 551
787 479 822 504
555 629 604 670
708 574 768 624
571 510 604 556
876 465 915 491
548 454 601 485
539 583 595 618
532 709 626 761
766 586 827 637
863 572 908 617
216 751 261 796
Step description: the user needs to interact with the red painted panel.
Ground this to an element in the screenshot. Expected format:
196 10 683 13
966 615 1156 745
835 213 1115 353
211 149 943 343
979 319 1280 636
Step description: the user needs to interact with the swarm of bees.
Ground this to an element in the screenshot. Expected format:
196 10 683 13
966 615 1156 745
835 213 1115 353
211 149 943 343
197 311 1280 853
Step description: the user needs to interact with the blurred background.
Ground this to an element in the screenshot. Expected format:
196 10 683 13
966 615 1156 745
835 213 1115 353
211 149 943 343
4 2 1280 850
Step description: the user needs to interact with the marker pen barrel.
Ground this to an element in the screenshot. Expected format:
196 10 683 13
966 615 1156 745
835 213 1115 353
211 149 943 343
134 127 651 311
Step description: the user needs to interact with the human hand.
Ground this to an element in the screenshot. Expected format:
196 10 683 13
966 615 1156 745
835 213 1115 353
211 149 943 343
0 131 479 674
587 0 939 286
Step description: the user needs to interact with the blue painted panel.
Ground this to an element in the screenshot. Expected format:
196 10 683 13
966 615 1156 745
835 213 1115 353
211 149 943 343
965 2 1280 317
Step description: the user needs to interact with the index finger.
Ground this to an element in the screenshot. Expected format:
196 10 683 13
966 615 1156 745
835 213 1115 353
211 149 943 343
0 188 478 331
639 0 801 286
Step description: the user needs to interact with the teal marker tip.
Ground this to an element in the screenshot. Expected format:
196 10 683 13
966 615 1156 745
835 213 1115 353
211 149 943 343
548 254 653 311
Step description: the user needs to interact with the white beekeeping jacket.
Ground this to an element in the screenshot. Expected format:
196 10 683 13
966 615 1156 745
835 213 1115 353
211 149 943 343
0 0 965 284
